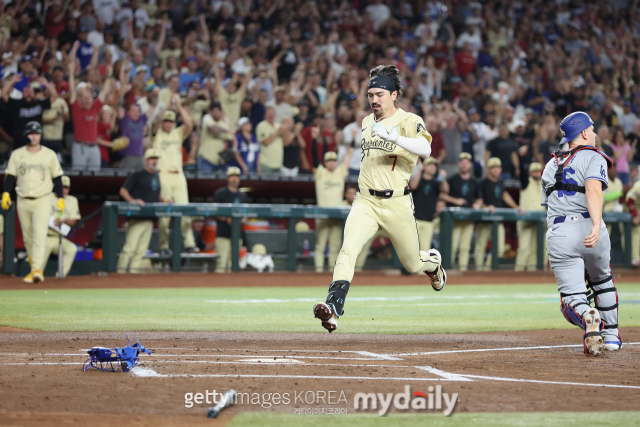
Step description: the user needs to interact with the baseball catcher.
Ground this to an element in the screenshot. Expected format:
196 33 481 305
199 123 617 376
542 111 621 356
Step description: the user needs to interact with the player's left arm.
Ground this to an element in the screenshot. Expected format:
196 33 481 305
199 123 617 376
371 116 432 157
439 176 449 194
584 179 604 248
502 190 524 214
584 156 608 247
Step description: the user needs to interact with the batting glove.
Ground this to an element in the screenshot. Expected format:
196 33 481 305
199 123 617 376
56 197 65 215
371 123 399 143
1 192 11 210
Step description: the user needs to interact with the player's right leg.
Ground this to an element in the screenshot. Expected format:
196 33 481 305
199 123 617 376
584 225 621 351
314 194 380 332
61 237 78 277
548 222 604 356
158 173 173 251
314 219 329 272
130 220 153 274
382 195 445 290
30 195 51 283
117 220 137 273
474 223 491 272
458 221 474 271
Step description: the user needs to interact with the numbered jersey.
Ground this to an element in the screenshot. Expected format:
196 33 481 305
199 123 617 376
541 147 609 225
6 145 63 199
358 109 431 191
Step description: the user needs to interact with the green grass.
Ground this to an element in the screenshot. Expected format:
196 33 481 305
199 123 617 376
228 412 640 427
1 283 639 333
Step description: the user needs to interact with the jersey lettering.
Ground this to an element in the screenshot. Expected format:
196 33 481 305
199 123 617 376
559 167 578 197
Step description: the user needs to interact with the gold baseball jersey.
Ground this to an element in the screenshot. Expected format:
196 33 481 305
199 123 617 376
358 108 431 191
153 125 185 173
625 179 640 211
315 164 348 207
256 120 283 170
42 97 69 141
47 193 81 236
200 114 233 165
218 87 244 129
6 146 63 198
519 177 545 211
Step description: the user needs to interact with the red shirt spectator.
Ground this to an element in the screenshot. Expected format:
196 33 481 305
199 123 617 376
454 50 476 78
430 131 445 161
45 7 67 38
71 98 103 143
97 121 112 165
54 80 70 97
300 125 337 171
427 40 449 69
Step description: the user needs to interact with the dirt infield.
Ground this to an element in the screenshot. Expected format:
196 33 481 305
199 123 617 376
1 328 639 426
2 270 640 426
3 268 640 290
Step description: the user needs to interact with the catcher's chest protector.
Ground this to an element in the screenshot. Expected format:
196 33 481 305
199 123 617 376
545 146 613 197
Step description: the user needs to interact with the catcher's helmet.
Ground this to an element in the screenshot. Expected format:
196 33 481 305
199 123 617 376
559 111 594 145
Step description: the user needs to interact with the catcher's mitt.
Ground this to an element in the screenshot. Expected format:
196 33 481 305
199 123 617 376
111 136 130 152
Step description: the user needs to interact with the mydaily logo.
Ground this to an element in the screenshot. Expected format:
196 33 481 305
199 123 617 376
353 385 458 416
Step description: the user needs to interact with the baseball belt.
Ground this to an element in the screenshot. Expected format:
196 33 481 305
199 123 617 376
362 186 411 198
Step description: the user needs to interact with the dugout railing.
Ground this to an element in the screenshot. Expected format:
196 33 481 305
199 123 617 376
439 207 633 270
0 203 633 274
101 202 352 273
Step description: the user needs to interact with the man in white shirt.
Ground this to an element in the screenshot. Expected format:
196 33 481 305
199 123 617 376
456 23 483 55
265 86 298 124
619 101 638 134
365 0 390 32
342 111 366 176
115 0 149 38
469 109 498 172
88 20 105 47
93 0 120 26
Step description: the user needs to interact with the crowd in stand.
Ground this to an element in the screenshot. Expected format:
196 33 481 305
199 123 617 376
0 0 639 187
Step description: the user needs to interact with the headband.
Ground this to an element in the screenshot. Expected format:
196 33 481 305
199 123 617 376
368 75 397 93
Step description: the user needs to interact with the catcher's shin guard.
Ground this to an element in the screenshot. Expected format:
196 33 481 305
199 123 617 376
560 293 591 329
588 274 622 349
325 280 350 317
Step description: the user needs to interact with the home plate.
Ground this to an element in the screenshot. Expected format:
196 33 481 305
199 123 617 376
239 358 304 364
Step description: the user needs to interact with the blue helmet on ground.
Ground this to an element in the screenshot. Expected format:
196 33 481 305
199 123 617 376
559 111 594 144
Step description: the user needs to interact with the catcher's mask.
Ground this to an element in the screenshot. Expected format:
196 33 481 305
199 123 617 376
83 333 151 372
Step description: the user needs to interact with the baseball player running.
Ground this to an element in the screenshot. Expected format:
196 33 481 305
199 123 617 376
2 121 64 283
542 111 621 356
313 65 446 332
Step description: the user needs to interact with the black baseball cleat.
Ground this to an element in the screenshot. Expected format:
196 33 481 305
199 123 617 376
313 302 338 333
425 249 447 291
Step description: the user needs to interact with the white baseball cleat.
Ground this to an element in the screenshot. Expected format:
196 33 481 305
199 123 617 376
313 302 338 333
424 249 447 291
583 308 604 356
603 340 622 351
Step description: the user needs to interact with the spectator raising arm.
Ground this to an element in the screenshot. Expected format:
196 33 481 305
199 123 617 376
68 60 77 104
173 93 193 138
1 74 19 102
98 65 114 103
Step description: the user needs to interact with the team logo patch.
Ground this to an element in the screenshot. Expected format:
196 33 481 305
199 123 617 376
417 122 426 133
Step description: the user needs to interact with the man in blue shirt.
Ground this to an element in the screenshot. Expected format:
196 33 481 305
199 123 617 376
179 57 202 93
76 27 94 70
14 56 37 92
